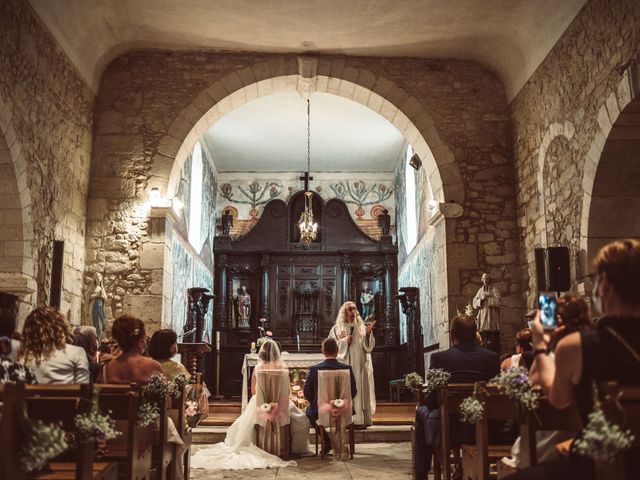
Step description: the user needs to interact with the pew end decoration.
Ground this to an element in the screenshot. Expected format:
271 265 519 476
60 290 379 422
404 372 423 392
423 368 452 396
460 396 485 425
74 387 121 447
490 366 540 411
20 419 68 473
573 383 635 463
137 373 181 427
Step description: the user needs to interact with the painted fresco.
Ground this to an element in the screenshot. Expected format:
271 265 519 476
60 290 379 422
201 151 217 254
397 235 438 347
171 237 192 335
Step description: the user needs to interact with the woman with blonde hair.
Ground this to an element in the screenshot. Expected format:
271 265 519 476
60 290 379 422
18 307 89 384
329 301 376 426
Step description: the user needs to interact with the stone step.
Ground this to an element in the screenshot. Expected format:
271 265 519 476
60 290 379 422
192 424 412 444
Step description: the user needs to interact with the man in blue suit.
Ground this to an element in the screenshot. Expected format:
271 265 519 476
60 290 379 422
415 315 500 479
304 337 357 455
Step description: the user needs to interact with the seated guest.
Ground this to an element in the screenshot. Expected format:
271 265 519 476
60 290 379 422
509 239 640 480
304 337 357 455
72 326 101 382
415 315 500 479
99 315 162 383
501 328 532 371
148 329 191 381
17 307 89 384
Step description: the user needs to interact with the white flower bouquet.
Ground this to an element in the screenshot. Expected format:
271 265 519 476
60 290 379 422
74 386 121 445
20 419 68 473
137 400 160 427
423 368 452 396
404 372 424 392
459 396 484 424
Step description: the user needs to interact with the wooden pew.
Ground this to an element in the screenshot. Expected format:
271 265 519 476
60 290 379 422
96 384 153 480
460 383 517 479
143 391 173 480
596 382 640 480
437 383 476 480
170 383 191 480
0 382 26 480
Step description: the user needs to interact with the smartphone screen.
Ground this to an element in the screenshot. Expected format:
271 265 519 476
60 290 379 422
538 293 558 330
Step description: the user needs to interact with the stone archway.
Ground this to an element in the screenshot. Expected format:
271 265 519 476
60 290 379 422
0 96 36 314
580 63 640 283
152 57 465 347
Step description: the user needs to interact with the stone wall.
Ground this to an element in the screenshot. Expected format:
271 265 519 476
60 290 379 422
511 0 640 307
86 51 523 344
0 0 93 324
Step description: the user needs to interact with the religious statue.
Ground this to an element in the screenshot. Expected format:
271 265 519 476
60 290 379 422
87 272 107 339
472 272 501 354
329 301 376 426
359 285 375 320
221 209 234 236
236 285 251 329
377 209 391 235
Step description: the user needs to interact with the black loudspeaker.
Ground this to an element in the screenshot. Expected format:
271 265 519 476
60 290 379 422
50 240 64 309
534 246 570 293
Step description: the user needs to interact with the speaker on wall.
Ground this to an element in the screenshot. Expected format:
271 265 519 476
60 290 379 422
50 240 64 309
534 246 570 293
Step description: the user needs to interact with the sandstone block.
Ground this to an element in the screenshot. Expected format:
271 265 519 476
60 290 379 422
139 242 165 270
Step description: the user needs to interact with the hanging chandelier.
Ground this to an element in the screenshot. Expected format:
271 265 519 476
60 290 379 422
299 99 318 247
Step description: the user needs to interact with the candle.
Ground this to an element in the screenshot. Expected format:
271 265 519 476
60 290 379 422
251 342 256 351
216 331 220 351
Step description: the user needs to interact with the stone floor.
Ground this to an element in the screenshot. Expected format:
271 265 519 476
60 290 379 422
190 442 428 479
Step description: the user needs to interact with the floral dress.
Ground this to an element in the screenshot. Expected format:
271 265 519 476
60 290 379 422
0 357 37 383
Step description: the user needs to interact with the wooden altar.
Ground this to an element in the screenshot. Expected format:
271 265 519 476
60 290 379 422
212 193 404 399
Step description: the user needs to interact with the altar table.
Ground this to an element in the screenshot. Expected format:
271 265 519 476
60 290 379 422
241 352 325 410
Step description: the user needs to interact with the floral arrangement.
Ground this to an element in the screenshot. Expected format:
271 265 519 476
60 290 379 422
185 400 199 418
404 372 424 392
173 373 190 397
257 318 273 348
330 398 346 418
20 419 68 473
490 366 540 411
573 385 635 462
137 400 160 427
460 396 485 424
258 402 280 421
141 373 177 401
290 369 308 410
423 368 452 396
74 387 121 445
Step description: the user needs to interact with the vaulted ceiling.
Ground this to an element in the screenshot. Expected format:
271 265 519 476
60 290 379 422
29 0 585 100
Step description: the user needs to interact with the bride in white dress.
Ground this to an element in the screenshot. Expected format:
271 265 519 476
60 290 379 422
191 340 310 470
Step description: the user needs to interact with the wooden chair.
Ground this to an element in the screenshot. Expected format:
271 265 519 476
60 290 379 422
316 369 356 459
0 382 27 480
436 383 476 480
169 382 191 480
96 384 153 480
460 383 518 480
595 382 640 480
253 369 292 458
145 391 173 480
518 396 581 468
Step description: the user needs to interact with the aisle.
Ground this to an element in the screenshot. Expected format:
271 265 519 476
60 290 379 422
190 442 418 479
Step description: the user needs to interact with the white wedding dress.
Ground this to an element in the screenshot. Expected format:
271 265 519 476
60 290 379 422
191 343 310 471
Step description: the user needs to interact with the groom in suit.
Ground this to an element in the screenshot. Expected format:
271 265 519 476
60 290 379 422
304 337 357 454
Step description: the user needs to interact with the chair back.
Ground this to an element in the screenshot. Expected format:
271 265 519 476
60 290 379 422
318 369 353 428
438 383 476 480
255 369 290 427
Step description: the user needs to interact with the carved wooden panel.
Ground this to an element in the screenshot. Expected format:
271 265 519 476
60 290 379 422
295 265 319 276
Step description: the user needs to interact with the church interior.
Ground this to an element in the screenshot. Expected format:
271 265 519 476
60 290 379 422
1 0 640 479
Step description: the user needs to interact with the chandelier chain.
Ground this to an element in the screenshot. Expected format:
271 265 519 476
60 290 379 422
306 99 311 179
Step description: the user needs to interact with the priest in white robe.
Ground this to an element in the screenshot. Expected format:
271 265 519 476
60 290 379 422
329 301 376 426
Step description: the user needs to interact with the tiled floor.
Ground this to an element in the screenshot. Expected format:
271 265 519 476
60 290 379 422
190 442 424 479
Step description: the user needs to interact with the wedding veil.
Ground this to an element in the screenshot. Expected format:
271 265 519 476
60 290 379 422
257 339 282 369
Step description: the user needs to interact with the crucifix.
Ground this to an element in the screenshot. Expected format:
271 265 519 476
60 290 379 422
300 171 313 192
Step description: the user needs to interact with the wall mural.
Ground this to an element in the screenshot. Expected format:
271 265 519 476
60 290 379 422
397 235 438 347
216 173 395 239
170 144 217 336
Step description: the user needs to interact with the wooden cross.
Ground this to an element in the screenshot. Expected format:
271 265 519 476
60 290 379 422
300 171 314 191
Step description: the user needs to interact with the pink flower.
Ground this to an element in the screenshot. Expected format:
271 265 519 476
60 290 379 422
266 331 273 337
297 391 304 398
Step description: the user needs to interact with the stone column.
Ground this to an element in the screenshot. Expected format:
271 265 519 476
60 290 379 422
216 254 228 330
383 253 396 345
260 254 270 325
341 253 351 303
